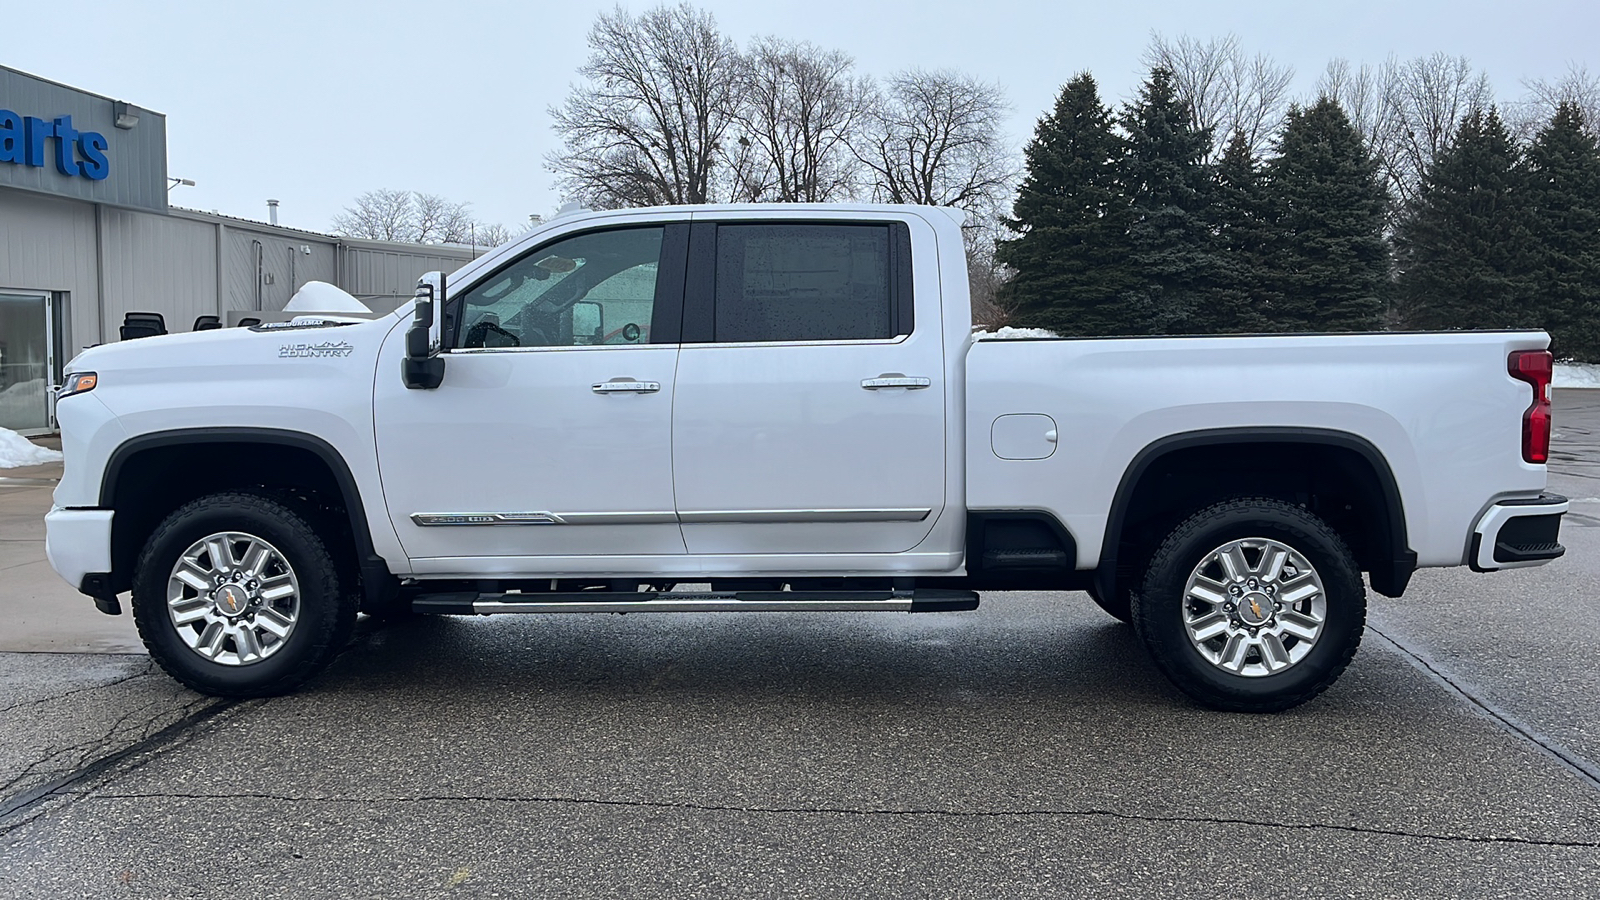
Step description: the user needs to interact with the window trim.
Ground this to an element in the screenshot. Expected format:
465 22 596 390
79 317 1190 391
681 219 915 345
442 222 689 352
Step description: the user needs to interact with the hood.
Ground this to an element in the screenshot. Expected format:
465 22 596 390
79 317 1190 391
66 316 395 374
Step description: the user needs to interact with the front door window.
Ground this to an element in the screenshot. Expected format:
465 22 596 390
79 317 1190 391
457 228 666 349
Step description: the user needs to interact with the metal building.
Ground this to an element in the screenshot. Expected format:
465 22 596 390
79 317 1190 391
0 65 476 434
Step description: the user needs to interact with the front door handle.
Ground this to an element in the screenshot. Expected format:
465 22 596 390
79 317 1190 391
861 374 932 390
593 379 661 394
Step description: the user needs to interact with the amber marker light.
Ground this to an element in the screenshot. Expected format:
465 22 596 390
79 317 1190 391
59 372 98 398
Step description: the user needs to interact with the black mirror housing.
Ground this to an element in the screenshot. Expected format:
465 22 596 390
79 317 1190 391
403 273 447 390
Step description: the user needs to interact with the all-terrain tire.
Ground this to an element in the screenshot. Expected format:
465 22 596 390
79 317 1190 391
1131 497 1366 713
131 492 356 697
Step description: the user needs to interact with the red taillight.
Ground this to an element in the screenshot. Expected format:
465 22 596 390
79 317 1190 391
1509 350 1553 464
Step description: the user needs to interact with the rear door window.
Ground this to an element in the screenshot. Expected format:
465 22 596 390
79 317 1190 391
713 224 902 342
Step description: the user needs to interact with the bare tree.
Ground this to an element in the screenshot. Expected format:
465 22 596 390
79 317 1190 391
470 223 515 249
1512 62 1600 141
732 37 871 202
331 190 492 244
547 3 745 208
962 217 1013 328
1390 54 1493 199
330 189 416 242
1143 33 1294 160
412 192 476 244
1317 57 1407 204
1318 58 1398 151
853 69 1014 218
1317 53 1492 212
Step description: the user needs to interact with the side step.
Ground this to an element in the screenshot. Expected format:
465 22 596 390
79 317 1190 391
412 588 980 616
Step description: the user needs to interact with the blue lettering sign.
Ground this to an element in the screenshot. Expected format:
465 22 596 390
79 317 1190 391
0 110 20 164
0 109 109 181
78 132 108 180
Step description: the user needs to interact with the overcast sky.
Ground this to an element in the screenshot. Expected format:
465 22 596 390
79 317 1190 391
6 0 1595 236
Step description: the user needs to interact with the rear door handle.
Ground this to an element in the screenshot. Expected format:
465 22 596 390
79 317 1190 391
592 379 661 394
861 374 932 390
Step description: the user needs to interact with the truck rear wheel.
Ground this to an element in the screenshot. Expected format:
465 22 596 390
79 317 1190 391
1131 498 1366 713
131 492 356 697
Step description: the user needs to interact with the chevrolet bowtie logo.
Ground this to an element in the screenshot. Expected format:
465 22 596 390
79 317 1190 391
222 588 240 611
1249 598 1263 619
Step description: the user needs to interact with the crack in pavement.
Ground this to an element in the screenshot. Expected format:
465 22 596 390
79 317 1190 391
1367 624 1600 792
0 698 242 831
0 691 217 799
0 623 387 831
70 789 1600 849
0 661 156 715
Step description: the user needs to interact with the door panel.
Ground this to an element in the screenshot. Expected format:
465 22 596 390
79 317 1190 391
671 219 945 555
373 345 683 560
372 221 687 566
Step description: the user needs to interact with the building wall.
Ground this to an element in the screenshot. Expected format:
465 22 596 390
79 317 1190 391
0 189 101 348
223 228 339 313
1 190 482 351
343 241 475 312
100 207 217 334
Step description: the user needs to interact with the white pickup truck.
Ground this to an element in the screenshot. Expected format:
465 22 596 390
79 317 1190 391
45 204 1567 711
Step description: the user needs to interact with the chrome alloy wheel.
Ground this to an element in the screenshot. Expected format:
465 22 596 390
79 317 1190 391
166 531 301 666
1181 538 1327 678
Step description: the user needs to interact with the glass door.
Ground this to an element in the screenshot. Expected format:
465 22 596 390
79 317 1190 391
0 292 52 434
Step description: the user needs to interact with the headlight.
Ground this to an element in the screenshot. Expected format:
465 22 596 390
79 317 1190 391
59 372 98 399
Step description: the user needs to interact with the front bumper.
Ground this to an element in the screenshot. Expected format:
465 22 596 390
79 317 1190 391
44 506 118 612
1471 493 1567 572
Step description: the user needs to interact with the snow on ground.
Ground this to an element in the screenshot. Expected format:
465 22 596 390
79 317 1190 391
0 378 47 426
0 426 62 469
1555 362 1600 389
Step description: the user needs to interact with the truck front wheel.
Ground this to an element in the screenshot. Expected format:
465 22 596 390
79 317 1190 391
1131 498 1366 713
131 492 356 697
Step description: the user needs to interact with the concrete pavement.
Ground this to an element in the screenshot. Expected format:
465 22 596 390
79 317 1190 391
0 456 142 654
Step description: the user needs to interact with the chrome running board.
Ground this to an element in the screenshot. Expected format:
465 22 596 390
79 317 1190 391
411 589 979 616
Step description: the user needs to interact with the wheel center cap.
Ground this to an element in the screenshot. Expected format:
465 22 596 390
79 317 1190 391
213 583 250 616
1238 591 1273 626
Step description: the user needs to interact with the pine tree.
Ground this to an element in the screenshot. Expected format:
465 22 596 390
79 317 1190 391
1266 98 1389 331
1209 131 1274 332
1393 108 1538 331
1118 67 1219 334
1523 102 1600 360
996 73 1134 335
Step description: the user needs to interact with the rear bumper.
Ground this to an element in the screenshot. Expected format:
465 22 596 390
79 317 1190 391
44 506 118 612
1471 493 1567 572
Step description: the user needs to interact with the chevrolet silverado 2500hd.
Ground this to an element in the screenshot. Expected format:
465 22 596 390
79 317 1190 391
44 204 1567 711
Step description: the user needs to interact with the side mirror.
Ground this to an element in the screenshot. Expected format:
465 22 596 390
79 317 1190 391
571 301 603 344
402 272 447 390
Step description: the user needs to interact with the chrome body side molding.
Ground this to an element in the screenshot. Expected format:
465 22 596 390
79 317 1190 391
410 511 678 527
410 508 933 527
677 508 932 524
